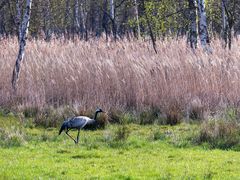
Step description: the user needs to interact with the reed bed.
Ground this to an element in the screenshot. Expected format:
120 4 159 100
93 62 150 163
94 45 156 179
0 38 240 117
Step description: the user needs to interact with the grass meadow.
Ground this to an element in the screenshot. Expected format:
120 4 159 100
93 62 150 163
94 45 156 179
1 38 240 179
1 114 240 179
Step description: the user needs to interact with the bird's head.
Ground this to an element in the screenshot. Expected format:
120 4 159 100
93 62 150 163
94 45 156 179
96 108 105 113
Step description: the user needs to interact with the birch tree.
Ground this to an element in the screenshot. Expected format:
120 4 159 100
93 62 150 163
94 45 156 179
74 0 80 37
12 0 32 90
222 0 236 49
16 0 22 42
221 0 229 48
188 0 197 49
79 0 87 40
110 0 117 40
65 0 71 39
197 0 210 51
110 0 114 20
133 0 141 39
43 0 51 41
102 0 109 40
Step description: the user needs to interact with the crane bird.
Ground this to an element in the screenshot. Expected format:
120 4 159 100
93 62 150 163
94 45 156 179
59 108 105 144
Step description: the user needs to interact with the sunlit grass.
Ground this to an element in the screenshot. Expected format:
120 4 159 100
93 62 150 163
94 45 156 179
1 115 240 179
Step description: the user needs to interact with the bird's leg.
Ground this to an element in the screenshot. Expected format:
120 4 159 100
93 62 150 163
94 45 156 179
65 130 77 144
76 129 80 144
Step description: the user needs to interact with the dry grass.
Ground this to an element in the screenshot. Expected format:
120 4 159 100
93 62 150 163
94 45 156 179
0 37 240 118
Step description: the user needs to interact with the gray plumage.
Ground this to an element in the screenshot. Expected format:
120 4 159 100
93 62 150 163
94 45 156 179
59 108 104 144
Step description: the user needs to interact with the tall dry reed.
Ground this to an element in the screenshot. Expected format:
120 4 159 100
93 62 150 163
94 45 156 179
0 37 240 117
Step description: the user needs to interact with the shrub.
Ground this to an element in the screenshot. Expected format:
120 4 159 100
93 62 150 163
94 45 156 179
108 109 124 124
139 109 160 125
196 119 240 149
95 113 109 129
23 107 39 118
114 125 131 141
186 97 205 120
0 127 26 147
165 103 183 125
151 129 166 141
34 107 63 127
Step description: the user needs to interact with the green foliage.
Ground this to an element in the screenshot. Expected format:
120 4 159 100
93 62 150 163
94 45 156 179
139 108 166 125
196 119 240 149
151 129 166 141
138 0 188 38
114 125 131 142
0 126 26 148
34 107 63 127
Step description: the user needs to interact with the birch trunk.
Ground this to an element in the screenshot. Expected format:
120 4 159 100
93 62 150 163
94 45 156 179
43 0 51 41
197 0 210 51
188 0 197 49
74 0 80 36
79 1 87 40
0 7 5 36
133 0 141 39
65 0 71 39
12 0 32 90
110 0 117 40
221 0 228 47
222 0 234 49
16 0 22 41
102 0 109 40
110 0 114 20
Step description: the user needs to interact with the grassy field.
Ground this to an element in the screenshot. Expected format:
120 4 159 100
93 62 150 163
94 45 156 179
1 115 240 179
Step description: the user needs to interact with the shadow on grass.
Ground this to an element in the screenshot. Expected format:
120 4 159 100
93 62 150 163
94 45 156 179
71 154 101 159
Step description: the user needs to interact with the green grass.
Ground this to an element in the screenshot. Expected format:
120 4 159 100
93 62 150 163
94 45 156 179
1 115 240 179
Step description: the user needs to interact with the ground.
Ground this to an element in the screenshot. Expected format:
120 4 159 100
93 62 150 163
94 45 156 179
0 115 240 179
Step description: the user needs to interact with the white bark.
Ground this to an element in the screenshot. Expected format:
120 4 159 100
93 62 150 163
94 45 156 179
12 0 32 90
79 1 87 39
133 0 141 39
197 0 210 51
65 0 71 37
74 0 80 34
110 0 114 20
16 0 22 41
221 0 227 31
221 0 227 46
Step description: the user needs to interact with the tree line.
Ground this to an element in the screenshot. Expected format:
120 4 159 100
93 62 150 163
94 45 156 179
1 0 240 48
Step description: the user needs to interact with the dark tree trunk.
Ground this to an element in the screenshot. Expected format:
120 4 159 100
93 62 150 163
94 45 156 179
43 0 52 41
188 0 197 49
102 0 109 40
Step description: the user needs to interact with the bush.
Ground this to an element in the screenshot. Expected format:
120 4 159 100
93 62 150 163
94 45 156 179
0 127 26 147
151 130 166 141
23 107 39 118
34 107 63 127
108 109 124 124
196 119 240 149
186 97 205 120
114 125 131 141
139 108 162 125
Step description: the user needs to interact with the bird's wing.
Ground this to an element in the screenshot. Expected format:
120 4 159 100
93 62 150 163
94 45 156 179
69 116 92 129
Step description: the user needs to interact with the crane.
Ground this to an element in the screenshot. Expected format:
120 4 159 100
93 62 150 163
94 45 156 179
59 108 105 144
